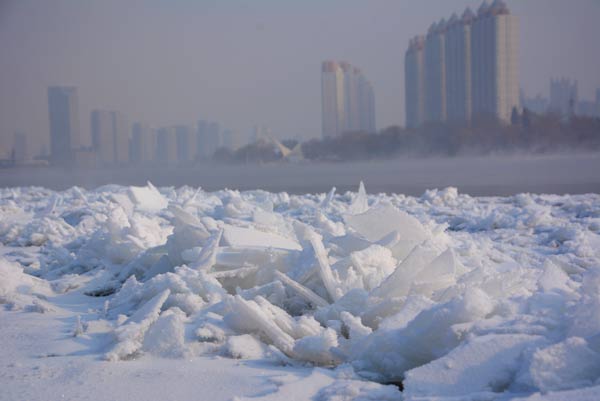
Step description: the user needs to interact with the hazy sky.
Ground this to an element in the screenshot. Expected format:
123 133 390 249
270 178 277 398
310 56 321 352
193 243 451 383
1 0 599 156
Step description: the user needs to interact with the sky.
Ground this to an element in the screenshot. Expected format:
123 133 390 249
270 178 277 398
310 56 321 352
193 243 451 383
1 0 599 156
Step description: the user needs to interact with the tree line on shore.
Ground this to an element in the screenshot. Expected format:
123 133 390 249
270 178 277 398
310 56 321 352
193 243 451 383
214 109 600 163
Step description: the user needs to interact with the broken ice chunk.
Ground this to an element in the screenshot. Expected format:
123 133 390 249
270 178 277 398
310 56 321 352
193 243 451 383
222 224 301 251
127 182 168 213
105 289 170 361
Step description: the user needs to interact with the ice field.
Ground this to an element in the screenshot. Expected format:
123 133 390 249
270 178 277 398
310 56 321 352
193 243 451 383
2 182 600 400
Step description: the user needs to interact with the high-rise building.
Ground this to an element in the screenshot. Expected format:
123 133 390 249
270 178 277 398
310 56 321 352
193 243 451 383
405 36 426 128
424 20 447 123
196 120 221 159
549 78 578 117
321 61 376 138
175 125 196 163
131 123 156 164
341 63 360 133
405 0 519 126
156 127 177 164
471 0 519 123
446 9 474 123
358 75 376 133
91 110 129 165
48 86 80 165
321 61 345 138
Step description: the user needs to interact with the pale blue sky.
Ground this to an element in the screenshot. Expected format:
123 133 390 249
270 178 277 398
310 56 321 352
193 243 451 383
1 0 599 154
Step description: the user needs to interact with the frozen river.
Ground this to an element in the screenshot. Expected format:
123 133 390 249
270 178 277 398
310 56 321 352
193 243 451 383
2 152 600 195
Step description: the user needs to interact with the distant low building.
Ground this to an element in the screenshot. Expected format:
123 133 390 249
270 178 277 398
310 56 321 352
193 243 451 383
13 132 28 163
520 89 548 115
549 78 578 117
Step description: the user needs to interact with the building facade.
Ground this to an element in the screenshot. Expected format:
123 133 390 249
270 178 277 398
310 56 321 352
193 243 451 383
321 61 376 138
405 36 426 128
175 125 196 163
445 10 474 123
48 86 80 165
131 122 156 164
405 0 519 127
91 110 129 165
471 0 520 123
424 20 447 123
156 127 177 164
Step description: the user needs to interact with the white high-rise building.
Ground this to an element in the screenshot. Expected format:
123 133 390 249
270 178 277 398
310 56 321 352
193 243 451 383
358 75 376 133
471 0 520 123
322 61 376 138
424 20 447 123
445 9 474 123
405 0 519 126
321 61 346 138
405 36 426 128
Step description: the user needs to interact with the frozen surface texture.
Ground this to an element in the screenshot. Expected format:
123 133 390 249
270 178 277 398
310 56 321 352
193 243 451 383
1 183 600 400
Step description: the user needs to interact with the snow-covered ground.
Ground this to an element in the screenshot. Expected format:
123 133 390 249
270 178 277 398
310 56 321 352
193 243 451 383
1 183 600 400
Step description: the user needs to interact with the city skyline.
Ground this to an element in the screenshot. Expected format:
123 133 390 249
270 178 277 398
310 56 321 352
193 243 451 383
1 0 600 155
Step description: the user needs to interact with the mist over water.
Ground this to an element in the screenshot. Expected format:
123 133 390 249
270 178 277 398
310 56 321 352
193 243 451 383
3 153 600 196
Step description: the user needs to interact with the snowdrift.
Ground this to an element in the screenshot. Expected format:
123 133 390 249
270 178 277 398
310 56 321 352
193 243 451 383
2 182 600 400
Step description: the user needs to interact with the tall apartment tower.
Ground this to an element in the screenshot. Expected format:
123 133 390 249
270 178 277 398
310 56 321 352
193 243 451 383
405 0 519 127
91 110 129 165
424 20 447 123
358 75 376 133
48 86 80 165
341 63 360 133
321 61 346 138
471 0 520 123
322 60 376 138
405 36 426 128
175 125 196 163
446 9 474 123
197 121 221 159
131 123 156 164
156 127 177 164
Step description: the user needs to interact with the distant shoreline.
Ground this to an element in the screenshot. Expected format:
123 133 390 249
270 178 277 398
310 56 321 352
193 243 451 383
2 152 600 197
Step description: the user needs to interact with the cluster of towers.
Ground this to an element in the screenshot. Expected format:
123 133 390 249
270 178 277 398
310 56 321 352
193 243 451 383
321 61 376 138
405 0 520 128
47 86 239 167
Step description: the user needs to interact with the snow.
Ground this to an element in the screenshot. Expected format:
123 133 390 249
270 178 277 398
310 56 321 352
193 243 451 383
2 182 600 400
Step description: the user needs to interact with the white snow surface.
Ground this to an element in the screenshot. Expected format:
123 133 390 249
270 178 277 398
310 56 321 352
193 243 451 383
1 182 600 400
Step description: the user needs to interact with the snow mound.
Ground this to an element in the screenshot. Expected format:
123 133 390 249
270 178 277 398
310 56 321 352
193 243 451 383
2 183 600 400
